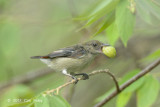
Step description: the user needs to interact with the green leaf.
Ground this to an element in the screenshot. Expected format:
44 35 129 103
78 15 102 31
116 92 132 107
140 49 160 63
122 77 144 93
95 89 115 102
116 70 145 107
74 0 104 20
93 11 115 37
34 94 71 107
117 69 145 93
27 102 34 107
75 0 119 21
137 75 160 107
119 69 140 85
116 0 135 46
106 21 119 46
88 0 117 17
124 77 144 93
8 102 32 107
0 84 34 107
79 0 119 29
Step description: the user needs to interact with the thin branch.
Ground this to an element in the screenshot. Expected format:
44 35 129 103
45 69 120 95
89 70 120 92
0 68 54 90
94 58 160 107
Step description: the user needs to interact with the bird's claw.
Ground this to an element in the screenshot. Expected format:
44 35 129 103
82 73 89 80
71 76 79 84
74 73 89 80
71 73 89 84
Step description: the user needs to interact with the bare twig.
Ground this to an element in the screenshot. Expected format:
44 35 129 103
45 69 120 95
0 68 54 90
89 70 120 92
94 58 160 107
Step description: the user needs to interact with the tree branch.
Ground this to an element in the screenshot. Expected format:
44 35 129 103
0 68 54 90
94 58 160 107
45 69 120 95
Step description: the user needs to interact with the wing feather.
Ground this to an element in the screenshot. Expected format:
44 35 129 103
31 45 87 59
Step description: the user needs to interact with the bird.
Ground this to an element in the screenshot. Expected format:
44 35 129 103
31 40 110 83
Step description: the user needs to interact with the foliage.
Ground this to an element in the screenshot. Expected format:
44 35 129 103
0 0 160 107
140 49 160 63
96 70 160 107
0 84 34 107
137 75 159 107
76 0 160 46
5 93 71 107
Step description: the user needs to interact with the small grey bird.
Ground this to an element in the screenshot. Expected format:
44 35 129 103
31 40 110 83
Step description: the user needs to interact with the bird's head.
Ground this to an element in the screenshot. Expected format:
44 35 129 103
83 40 116 58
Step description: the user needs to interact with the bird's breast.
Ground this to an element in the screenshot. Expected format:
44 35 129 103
40 54 95 72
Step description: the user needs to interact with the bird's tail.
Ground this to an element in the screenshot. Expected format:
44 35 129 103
30 56 50 59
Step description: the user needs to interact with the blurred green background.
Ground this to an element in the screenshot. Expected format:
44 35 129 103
0 0 160 107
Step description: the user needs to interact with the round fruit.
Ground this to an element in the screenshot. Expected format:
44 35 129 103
102 46 116 58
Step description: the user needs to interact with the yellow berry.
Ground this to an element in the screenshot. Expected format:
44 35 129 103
102 46 116 58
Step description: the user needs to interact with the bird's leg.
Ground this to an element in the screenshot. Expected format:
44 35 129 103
62 69 78 84
74 73 89 80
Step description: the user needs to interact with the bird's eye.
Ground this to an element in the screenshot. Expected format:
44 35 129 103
92 43 97 47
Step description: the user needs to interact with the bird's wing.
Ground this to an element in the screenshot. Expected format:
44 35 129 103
31 45 87 59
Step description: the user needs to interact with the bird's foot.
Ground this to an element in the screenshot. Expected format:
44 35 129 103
71 73 89 84
74 73 89 80
71 76 79 84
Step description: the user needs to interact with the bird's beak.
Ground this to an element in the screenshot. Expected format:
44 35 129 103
101 43 110 47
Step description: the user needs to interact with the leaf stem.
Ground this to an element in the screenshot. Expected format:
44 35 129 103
94 58 160 107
